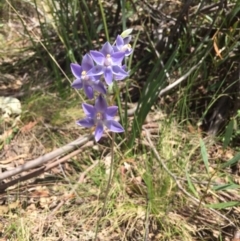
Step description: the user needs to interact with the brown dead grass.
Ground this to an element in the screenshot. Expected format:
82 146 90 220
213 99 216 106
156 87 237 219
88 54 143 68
1 1 240 241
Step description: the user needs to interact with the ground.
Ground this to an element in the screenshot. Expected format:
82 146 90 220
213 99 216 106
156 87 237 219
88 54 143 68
1 0 240 241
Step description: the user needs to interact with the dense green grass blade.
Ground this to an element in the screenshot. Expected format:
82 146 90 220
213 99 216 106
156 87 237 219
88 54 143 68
129 47 179 147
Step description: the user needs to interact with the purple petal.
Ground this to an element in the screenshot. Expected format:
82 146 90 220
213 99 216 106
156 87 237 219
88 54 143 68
87 66 104 77
81 54 94 71
77 118 94 128
83 84 94 99
105 120 124 133
125 49 133 56
71 79 83 89
111 52 125 65
123 36 131 45
104 67 113 85
93 81 107 95
95 123 104 142
82 103 96 117
71 63 82 78
112 65 128 80
121 65 127 71
101 42 113 56
105 106 118 119
116 35 124 48
90 74 101 81
95 95 108 112
90 51 105 65
112 46 119 53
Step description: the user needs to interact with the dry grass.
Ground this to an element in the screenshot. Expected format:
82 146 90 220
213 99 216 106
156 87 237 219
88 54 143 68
1 108 240 240
1 0 240 241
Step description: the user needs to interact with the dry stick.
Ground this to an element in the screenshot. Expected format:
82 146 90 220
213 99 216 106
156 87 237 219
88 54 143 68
158 56 205 97
1 110 133 182
143 127 235 227
0 134 93 181
0 143 93 192
0 167 45 192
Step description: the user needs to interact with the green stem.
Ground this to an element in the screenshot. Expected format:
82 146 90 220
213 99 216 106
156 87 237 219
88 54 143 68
98 0 109 41
94 132 115 240
121 0 126 30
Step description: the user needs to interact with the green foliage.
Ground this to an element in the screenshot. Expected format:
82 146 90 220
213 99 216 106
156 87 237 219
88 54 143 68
221 152 240 168
129 48 178 146
206 201 240 209
223 119 234 149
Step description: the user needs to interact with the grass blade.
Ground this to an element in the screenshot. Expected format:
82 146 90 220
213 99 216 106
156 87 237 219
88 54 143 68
200 139 209 174
206 201 240 209
221 152 240 168
129 47 178 147
223 119 234 149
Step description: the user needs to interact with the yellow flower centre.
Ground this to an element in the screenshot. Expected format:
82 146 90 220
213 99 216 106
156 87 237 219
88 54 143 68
104 54 112 66
81 70 90 82
96 112 103 121
122 44 131 52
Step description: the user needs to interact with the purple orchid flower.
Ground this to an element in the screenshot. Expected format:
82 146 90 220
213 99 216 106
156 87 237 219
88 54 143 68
77 95 124 142
88 42 129 85
114 35 133 56
70 54 106 99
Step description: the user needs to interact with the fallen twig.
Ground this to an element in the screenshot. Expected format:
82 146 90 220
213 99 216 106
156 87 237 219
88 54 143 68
0 140 94 191
0 134 93 181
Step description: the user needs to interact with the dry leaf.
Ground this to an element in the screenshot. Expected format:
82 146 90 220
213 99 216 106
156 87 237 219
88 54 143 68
0 205 9 215
20 120 38 133
8 200 20 209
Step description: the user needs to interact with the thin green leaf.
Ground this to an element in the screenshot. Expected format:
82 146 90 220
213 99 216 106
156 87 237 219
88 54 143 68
223 119 234 149
229 3 240 23
186 171 199 198
200 139 209 174
206 201 240 209
221 152 240 168
213 183 240 191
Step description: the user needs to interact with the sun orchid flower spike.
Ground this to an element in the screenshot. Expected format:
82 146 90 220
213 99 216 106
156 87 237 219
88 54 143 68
77 95 124 142
88 42 129 85
70 54 106 99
